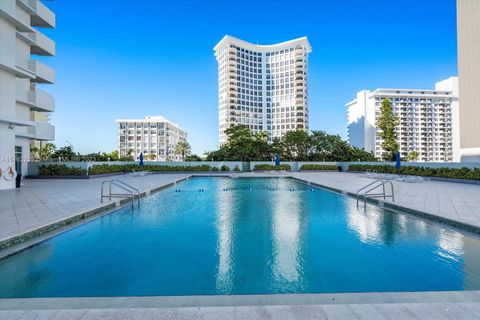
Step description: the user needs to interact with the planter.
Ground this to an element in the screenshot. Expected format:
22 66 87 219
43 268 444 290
429 176 480 185
27 175 89 179
347 171 480 185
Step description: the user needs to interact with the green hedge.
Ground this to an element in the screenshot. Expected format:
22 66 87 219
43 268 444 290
300 164 338 171
38 164 87 176
220 165 230 172
253 164 291 171
89 164 211 175
37 164 212 176
348 164 480 180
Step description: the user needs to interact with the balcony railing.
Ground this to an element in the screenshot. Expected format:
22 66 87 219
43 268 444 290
29 59 55 83
16 87 54 112
35 122 55 141
21 30 55 56
31 0 55 28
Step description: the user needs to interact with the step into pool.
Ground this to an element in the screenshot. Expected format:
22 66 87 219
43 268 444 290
1 177 480 298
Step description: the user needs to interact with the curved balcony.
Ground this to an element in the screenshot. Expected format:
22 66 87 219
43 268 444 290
295 59 304 66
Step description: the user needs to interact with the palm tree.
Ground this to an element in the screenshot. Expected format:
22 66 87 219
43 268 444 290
174 142 191 161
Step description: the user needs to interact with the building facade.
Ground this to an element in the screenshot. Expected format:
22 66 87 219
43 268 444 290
347 77 459 162
115 116 188 162
0 0 55 190
214 35 311 145
457 0 480 161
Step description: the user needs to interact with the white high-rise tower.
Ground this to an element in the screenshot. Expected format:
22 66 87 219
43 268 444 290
214 35 311 145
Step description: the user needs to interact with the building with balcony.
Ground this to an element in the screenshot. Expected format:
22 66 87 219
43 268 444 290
115 116 188 162
346 77 459 162
0 0 55 189
214 35 311 145
457 0 480 161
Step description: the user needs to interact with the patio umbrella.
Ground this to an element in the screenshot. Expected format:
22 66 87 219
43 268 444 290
275 154 280 166
395 151 401 170
139 152 144 167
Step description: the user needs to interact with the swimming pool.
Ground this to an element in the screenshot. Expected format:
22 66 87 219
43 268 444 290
1 177 480 298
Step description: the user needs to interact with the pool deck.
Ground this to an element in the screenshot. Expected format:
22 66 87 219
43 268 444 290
2 291 480 319
1 171 480 319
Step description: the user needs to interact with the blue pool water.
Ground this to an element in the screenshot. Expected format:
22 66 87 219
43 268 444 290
1 177 480 298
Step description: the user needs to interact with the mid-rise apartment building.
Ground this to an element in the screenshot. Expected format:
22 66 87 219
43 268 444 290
214 35 311 145
457 0 480 161
115 116 188 162
347 77 459 162
0 0 55 190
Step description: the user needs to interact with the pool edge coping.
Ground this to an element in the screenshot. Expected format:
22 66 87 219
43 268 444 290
1 290 480 310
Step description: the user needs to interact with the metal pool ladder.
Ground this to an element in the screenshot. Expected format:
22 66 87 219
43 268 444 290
101 179 140 208
356 179 394 208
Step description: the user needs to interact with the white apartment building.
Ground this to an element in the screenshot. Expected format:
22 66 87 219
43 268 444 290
214 35 311 145
0 0 55 190
457 0 480 161
115 116 188 162
347 77 459 162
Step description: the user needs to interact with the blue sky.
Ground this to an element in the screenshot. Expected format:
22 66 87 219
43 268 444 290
40 0 457 155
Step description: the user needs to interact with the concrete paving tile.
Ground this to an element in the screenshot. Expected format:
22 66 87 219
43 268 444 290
0 310 25 320
320 305 359 320
372 304 421 320
405 303 451 320
349 304 386 320
17 310 87 320
435 302 480 320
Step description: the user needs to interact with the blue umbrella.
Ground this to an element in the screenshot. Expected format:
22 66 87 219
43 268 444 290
395 151 401 170
275 154 280 166
139 152 144 167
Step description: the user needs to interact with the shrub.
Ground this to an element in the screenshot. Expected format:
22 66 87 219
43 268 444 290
348 164 480 180
300 164 338 171
87 164 211 175
253 164 291 171
38 164 87 176
212 167 219 171
220 165 230 172
233 165 241 172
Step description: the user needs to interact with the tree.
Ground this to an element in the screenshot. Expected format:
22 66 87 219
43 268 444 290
205 125 376 162
376 98 399 161
185 154 202 161
276 130 311 161
206 125 273 161
108 150 119 160
407 150 419 162
174 142 191 161
41 143 56 160
30 145 39 160
51 145 77 160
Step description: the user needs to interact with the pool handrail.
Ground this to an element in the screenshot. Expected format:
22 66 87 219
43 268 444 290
356 179 395 208
100 179 140 208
